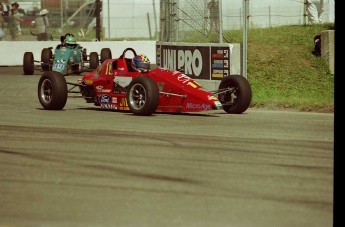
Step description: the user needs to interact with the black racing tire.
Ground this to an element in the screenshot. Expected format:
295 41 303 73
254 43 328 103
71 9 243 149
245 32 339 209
127 76 159 116
71 64 80 73
218 75 252 114
82 48 88 61
41 48 52 71
38 71 68 110
89 52 99 69
23 52 34 75
100 48 112 63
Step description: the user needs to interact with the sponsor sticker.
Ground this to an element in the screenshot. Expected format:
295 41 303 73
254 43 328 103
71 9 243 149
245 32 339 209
101 104 117 109
118 98 129 110
215 101 222 107
208 96 219 101
113 76 132 88
96 85 103 92
186 103 211 110
100 94 111 103
85 79 93 85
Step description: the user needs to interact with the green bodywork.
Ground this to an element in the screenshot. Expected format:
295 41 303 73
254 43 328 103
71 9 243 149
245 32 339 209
52 45 84 74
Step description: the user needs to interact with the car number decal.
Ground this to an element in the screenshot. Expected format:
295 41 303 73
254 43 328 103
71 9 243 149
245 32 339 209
53 63 65 70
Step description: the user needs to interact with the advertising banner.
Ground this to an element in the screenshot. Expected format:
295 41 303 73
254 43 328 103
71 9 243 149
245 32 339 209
156 42 241 80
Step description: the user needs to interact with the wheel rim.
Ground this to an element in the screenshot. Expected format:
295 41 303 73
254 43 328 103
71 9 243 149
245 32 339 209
129 83 147 110
220 84 238 107
40 79 53 103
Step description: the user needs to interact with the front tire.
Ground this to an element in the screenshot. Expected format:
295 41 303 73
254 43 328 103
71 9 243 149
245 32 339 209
218 75 252 114
41 48 52 71
38 71 68 110
127 76 159 116
23 52 34 75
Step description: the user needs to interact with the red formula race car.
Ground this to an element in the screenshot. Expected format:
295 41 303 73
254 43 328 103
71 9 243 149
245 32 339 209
37 48 252 115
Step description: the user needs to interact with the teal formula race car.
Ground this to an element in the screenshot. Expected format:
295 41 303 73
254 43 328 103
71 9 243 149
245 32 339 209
23 33 112 75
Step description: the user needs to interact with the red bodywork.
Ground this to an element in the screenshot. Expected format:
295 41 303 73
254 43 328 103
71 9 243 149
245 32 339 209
80 57 222 113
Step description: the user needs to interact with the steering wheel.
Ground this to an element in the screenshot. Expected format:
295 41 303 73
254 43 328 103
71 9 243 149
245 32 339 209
120 48 137 59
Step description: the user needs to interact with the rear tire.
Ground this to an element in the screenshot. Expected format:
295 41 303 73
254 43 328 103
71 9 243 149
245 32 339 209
71 64 80 73
23 52 34 75
38 71 68 110
41 48 52 71
218 75 252 114
89 52 99 69
82 48 88 61
127 76 159 116
100 48 112 63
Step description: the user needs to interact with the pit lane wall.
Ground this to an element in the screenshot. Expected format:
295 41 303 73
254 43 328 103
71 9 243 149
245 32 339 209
156 42 242 90
0 41 157 67
0 41 242 90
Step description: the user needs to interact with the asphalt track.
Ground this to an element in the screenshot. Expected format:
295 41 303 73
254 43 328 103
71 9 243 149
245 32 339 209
0 66 334 227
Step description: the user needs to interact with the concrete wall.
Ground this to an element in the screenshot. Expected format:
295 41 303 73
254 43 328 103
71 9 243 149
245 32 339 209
0 41 157 66
321 30 335 75
0 40 223 90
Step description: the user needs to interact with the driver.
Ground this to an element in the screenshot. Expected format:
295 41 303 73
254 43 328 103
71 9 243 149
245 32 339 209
131 54 150 72
64 33 77 48
57 33 77 49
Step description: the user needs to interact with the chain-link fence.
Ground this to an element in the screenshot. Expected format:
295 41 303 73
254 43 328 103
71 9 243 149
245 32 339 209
159 0 219 42
0 0 334 42
1 0 98 41
160 0 334 43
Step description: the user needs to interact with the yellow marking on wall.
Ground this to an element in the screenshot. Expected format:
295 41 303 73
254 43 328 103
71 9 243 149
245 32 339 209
212 73 224 78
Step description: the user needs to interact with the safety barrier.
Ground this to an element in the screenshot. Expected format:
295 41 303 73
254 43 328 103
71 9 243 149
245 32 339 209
0 41 157 66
